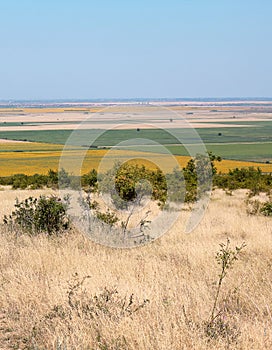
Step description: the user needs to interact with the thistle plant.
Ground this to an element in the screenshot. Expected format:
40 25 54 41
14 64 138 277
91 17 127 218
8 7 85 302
208 238 246 331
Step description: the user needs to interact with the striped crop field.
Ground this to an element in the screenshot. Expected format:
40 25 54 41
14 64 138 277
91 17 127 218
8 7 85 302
0 107 102 114
0 142 65 152
0 143 271 176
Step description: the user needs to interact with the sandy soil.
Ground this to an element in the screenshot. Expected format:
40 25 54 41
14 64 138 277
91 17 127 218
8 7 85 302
0 138 32 143
0 105 271 134
0 122 255 132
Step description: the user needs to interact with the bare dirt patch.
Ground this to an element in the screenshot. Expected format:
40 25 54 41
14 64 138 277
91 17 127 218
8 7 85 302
0 139 31 144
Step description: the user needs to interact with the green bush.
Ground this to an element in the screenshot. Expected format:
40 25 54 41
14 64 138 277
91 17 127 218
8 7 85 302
95 209 119 227
100 162 167 208
81 169 98 190
260 202 272 216
4 196 70 235
0 169 59 190
214 167 271 194
169 152 221 203
166 167 186 203
58 168 71 188
10 174 29 189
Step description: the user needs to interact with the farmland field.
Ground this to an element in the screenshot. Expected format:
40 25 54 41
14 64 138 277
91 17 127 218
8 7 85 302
0 142 272 176
1 121 272 145
0 103 271 176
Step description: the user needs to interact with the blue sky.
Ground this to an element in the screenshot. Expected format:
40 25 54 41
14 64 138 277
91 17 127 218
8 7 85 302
0 0 271 99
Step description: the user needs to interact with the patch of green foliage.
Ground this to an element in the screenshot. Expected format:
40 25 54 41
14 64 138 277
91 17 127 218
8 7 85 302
166 152 221 203
0 168 81 190
0 169 59 189
214 167 272 195
95 209 119 227
99 162 167 208
4 195 70 235
81 169 98 191
260 202 272 216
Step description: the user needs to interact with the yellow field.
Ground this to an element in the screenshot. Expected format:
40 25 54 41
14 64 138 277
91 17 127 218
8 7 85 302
0 142 64 152
215 159 272 173
0 143 271 176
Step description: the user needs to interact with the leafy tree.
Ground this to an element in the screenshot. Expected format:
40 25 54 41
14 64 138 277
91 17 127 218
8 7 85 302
58 168 71 188
100 162 167 208
81 169 98 190
47 169 58 187
166 167 186 203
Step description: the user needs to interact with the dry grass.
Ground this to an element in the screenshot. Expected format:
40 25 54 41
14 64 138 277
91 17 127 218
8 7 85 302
0 189 272 349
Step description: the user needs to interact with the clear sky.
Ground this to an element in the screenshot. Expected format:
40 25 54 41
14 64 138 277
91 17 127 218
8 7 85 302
0 0 272 100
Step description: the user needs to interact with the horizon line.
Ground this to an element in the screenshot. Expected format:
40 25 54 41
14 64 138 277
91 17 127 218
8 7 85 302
1 97 272 103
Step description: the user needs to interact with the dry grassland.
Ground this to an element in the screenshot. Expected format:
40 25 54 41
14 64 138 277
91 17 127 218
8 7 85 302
0 189 271 349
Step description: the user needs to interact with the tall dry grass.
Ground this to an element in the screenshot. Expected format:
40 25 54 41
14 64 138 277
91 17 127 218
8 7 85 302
0 189 272 349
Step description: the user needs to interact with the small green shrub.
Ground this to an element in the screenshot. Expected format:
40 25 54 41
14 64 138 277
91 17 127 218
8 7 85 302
245 199 262 215
10 174 29 189
205 239 246 341
58 168 71 188
95 209 119 227
90 200 99 210
182 239 246 345
81 169 98 191
246 199 272 217
260 201 272 216
4 196 70 235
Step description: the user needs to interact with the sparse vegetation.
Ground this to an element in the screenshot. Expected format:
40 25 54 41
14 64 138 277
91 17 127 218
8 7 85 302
0 151 271 349
205 239 246 341
0 190 272 349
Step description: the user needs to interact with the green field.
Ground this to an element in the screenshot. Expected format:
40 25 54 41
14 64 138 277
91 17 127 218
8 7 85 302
0 121 271 162
166 143 272 162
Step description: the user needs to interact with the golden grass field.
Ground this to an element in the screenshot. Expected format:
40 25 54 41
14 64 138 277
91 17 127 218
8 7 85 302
0 142 272 176
0 189 272 349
